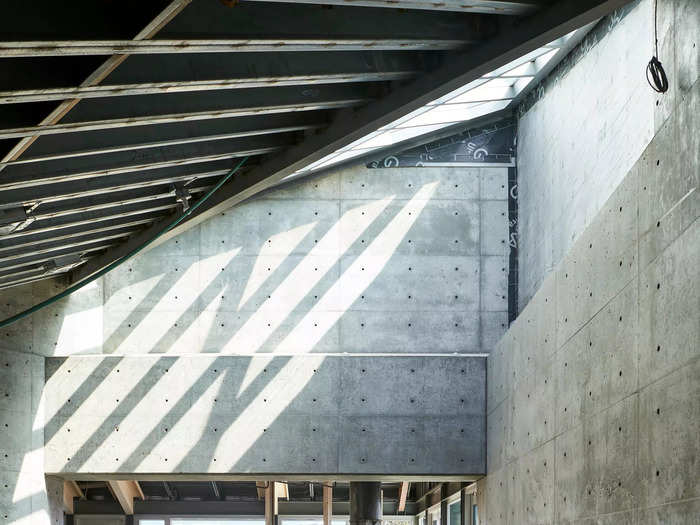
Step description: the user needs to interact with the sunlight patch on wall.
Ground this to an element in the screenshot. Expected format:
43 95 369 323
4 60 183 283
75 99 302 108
53 305 102 355
220 197 394 354
213 355 326 470
277 182 438 353
238 221 317 310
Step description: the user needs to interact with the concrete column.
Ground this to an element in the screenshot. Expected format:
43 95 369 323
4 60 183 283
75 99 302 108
349 482 382 525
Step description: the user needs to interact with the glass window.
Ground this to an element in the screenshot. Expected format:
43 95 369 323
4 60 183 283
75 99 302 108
172 521 264 525
138 521 165 525
448 500 460 525
472 505 479 525
279 519 346 525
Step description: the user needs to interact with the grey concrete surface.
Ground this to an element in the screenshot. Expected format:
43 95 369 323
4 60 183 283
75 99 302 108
514 0 699 310
0 348 66 525
0 165 509 357
478 3 699 517
43 354 486 477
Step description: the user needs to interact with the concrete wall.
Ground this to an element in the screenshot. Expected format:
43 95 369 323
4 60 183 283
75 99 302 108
42 354 486 477
0 348 65 525
1 163 503 518
515 0 698 309
477 0 699 519
1 165 509 357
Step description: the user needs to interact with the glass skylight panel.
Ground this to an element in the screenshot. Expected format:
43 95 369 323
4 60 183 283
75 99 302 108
352 123 451 149
499 60 538 77
446 79 515 103
286 27 587 179
482 47 553 78
395 102 484 127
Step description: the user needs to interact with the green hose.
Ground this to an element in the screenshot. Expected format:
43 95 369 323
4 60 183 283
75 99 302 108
0 156 249 328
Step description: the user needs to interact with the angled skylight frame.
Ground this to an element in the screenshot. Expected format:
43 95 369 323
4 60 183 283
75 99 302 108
286 24 594 180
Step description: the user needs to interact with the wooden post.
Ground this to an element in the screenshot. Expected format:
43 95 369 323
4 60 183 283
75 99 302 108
265 482 277 525
323 482 333 525
398 482 409 513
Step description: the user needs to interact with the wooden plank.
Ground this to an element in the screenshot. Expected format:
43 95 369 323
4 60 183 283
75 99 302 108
265 481 277 525
62 480 83 514
275 481 289 500
323 482 333 525
107 481 144 515
398 482 409 512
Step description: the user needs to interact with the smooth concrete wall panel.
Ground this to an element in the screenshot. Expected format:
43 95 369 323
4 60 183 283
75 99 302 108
339 166 481 201
340 199 480 257
516 0 656 309
43 355 486 476
480 201 509 257
638 358 700 510
339 311 480 354
0 165 508 356
0 349 65 525
479 3 699 521
638 221 699 388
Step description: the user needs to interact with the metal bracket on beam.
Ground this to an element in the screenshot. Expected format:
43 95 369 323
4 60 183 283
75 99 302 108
172 183 191 212
42 253 85 275
0 206 35 235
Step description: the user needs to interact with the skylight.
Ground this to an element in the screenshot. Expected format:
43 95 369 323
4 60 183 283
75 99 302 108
287 28 585 178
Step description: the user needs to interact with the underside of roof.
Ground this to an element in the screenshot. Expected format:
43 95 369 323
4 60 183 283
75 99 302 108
0 0 630 291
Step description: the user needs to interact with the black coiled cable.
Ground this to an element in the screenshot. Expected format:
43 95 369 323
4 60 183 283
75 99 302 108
647 0 669 93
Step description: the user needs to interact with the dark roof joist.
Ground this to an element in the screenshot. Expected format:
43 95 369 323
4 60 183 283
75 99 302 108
0 163 230 207
0 71 415 104
0 215 164 253
25 184 211 221
11 113 324 164
0 99 366 139
2 203 180 240
239 0 542 15
0 229 136 265
0 0 194 167
0 39 469 58
0 135 291 190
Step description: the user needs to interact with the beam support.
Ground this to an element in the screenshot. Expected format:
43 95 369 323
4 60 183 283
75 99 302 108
265 482 278 525
63 480 83 515
323 482 333 525
398 482 409 513
107 481 144 515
